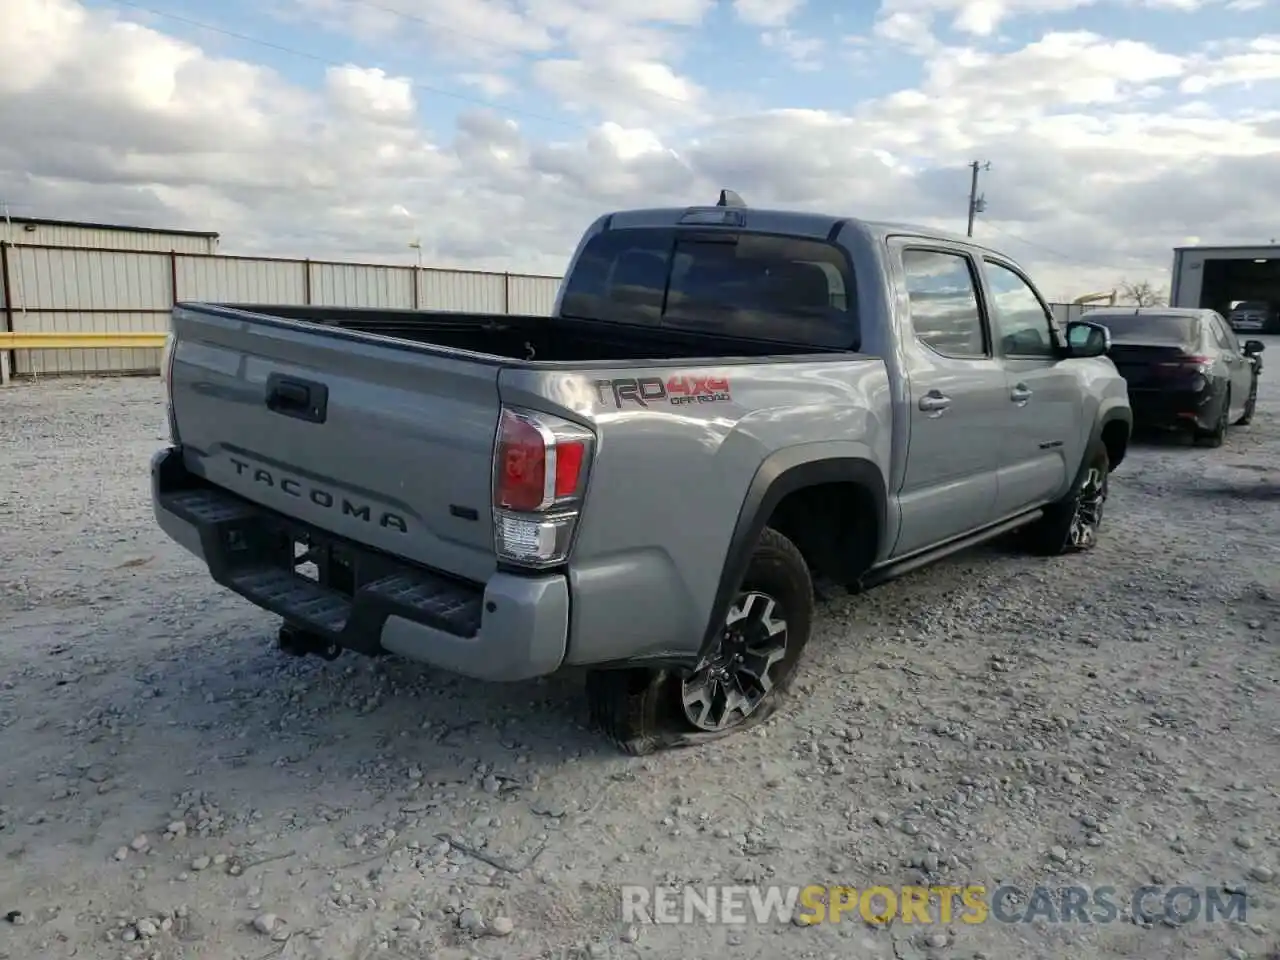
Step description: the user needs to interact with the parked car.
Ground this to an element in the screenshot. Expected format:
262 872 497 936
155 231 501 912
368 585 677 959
1086 307 1263 446
1226 300 1277 334
151 192 1132 754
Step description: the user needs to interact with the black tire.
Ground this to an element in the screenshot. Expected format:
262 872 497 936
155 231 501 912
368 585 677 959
585 526 814 755
1236 376 1257 426
1020 439 1110 556
1195 386 1230 447
277 622 341 660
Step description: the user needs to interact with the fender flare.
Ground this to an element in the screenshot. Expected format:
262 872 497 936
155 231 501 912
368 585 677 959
1090 404 1133 471
698 449 887 663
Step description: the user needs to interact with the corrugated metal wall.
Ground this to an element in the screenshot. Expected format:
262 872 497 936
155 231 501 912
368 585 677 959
1 222 217 254
0 244 562 376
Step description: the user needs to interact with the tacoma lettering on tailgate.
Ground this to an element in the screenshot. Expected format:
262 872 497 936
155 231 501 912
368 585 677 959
594 375 732 409
229 457 408 533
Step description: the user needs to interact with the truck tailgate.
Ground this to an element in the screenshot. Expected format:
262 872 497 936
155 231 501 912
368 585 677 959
167 306 502 584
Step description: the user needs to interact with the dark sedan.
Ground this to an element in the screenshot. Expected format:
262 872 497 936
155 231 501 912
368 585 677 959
1084 307 1263 447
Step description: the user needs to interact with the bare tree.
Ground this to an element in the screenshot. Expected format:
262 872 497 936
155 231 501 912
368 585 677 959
1118 279 1169 307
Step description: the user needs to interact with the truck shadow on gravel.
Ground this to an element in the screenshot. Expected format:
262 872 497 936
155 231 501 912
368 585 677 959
1182 482 1280 501
123 624 621 783
1127 428 1204 448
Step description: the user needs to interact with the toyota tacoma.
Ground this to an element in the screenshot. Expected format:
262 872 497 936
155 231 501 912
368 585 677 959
152 191 1132 753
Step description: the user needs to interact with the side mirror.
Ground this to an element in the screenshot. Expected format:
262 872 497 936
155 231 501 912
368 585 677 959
1244 339 1265 356
1065 320 1110 358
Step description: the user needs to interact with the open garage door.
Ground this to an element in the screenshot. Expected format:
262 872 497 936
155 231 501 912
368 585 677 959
1172 246 1280 332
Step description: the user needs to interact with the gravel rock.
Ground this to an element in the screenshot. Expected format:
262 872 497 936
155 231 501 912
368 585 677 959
252 913 280 935
488 915 515 936
1 374 1279 960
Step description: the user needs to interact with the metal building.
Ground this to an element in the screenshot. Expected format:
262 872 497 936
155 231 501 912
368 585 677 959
1 216 219 255
1169 244 1280 315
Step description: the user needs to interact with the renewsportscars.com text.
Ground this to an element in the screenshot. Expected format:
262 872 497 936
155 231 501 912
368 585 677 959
620 884 1248 926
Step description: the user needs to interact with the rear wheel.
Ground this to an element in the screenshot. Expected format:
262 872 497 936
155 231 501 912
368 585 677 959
1195 386 1230 447
1020 439 1109 556
586 527 813 755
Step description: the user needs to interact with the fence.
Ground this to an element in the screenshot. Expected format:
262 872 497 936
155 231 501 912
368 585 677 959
0 242 562 379
0 240 1101 381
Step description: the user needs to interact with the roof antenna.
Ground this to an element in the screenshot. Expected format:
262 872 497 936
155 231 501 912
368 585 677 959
717 189 746 208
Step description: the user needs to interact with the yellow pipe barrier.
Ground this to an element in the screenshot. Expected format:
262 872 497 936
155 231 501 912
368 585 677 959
0 331 168 350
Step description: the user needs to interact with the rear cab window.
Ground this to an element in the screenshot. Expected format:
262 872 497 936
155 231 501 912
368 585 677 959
1091 314 1199 345
559 227 859 349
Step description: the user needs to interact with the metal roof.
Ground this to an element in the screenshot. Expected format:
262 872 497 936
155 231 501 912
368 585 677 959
1086 306 1208 317
4 215 219 240
1171 244 1279 253
603 203 1016 259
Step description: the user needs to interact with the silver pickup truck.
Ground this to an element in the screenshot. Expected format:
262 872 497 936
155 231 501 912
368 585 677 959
152 191 1132 754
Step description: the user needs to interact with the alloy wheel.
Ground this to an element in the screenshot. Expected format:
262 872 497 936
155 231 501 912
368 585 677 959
681 591 789 732
1068 466 1106 548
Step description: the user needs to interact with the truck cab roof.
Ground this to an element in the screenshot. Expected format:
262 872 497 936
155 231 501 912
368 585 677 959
595 204 1019 264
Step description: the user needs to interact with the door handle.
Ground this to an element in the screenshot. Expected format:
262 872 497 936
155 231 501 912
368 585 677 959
1010 384 1033 404
918 392 951 414
265 373 328 424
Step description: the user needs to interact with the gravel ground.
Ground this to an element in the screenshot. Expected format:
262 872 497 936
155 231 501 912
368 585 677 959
1 353 1278 960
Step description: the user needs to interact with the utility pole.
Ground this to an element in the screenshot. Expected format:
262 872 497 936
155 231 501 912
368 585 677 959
966 160 990 237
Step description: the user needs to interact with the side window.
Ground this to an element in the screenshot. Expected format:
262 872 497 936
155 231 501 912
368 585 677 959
901 249 986 359
559 228 674 327
664 234 857 348
1210 315 1237 352
984 260 1055 358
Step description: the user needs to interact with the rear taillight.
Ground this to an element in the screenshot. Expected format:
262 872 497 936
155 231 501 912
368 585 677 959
1157 355 1210 370
492 407 594 568
160 330 180 442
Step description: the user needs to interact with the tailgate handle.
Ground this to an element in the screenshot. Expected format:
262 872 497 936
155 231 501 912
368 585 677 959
265 373 328 424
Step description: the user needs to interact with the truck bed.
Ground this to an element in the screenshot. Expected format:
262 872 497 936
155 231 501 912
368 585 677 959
187 303 833 364
163 301 854 602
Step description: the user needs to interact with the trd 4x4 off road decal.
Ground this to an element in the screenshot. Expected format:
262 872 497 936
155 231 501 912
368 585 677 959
594 375 732 409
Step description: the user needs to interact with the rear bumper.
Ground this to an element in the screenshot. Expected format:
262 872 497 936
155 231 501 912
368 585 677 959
151 447 568 681
1230 318 1266 332
1127 386 1219 431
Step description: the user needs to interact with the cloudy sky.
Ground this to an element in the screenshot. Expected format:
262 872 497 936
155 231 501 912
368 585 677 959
2 0 1277 300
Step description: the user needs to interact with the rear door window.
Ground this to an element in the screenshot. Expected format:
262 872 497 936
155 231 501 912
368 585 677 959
559 227 858 349
1209 314 1239 353
900 248 988 359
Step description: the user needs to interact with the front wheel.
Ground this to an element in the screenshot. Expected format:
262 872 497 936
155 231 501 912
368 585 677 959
1236 376 1258 426
1020 440 1110 556
586 527 814 755
1195 386 1230 447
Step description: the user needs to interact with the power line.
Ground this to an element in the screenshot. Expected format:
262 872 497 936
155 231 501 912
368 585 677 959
978 221 1116 270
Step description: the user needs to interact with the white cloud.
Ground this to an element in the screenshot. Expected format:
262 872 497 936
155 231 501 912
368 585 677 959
1 0 1278 301
759 30 826 71
873 11 941 53
530 58 705 126
874 0 1245 39
1181 37 1280 92
733 0 807 27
